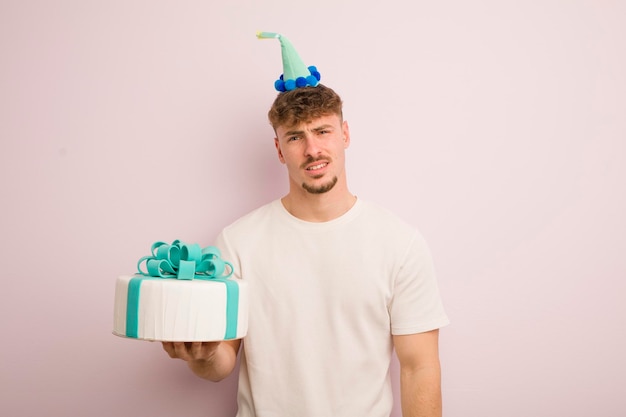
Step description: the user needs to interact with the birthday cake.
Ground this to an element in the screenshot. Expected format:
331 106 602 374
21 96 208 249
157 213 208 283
113 240 248 342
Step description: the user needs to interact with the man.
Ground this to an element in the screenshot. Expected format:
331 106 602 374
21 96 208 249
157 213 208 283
163 34 449 417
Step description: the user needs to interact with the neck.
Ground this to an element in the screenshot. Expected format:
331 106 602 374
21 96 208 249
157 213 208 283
281 185 357 222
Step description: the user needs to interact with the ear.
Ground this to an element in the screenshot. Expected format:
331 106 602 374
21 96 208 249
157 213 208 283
342 121 351 149
274 137 286 164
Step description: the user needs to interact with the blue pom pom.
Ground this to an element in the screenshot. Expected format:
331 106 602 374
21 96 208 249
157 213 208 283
308 66 317 73
275 79 286 92
311 70 321 81
279 74 284 81
284 79 296 91
296 77 307 88
306 75 319 87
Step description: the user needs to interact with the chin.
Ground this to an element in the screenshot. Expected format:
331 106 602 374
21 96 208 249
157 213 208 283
302 176 338 194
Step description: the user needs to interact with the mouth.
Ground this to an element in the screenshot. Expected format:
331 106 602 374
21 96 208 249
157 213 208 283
306 162 328 171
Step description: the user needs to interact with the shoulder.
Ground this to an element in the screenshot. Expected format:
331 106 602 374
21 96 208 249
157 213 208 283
358 200 435 260
358 199 418 236
213 201 280 259
219 200 280 239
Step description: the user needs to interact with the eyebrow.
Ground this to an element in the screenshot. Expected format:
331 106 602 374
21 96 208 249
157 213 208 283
283 124 335 136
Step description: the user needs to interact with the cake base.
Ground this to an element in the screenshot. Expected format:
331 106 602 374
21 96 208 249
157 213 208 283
113 274 248 342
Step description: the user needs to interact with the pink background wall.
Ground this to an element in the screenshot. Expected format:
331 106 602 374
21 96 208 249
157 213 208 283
1 1 625 416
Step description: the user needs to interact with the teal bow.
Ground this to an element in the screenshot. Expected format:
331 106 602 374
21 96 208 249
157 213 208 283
137 239 233 280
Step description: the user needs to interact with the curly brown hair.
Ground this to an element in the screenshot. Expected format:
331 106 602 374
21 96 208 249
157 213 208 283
268 84 343 131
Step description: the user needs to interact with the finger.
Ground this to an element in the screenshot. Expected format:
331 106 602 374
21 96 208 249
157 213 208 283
162 342 176 358
172 342 192 361
189 342 204 359
191 341 220 360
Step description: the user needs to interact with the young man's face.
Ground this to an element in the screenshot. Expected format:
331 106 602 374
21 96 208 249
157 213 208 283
274 113 350 195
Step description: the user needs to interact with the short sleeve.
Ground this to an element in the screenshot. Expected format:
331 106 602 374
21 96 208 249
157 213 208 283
389 232 450 335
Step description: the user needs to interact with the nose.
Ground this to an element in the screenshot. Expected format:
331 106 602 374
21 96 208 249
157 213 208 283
303 135 322 157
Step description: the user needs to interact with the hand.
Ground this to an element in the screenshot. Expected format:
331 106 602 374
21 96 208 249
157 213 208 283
161 341 221 362
161 339 241 381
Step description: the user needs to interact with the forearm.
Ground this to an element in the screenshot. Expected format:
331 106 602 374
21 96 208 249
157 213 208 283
400 362 442 417
187 342 239 382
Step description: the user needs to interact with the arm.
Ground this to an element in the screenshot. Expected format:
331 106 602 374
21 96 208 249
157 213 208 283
162 339 241 382
393 329 443 417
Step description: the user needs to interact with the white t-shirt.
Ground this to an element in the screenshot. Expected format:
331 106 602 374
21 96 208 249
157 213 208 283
215 199 449 417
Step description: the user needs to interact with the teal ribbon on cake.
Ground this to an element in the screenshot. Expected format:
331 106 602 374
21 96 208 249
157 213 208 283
126 240 239 340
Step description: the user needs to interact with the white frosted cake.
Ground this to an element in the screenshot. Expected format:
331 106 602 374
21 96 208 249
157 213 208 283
113 240 248 342
113 274 248 341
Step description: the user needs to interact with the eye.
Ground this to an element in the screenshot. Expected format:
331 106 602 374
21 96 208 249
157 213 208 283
288 136 300 142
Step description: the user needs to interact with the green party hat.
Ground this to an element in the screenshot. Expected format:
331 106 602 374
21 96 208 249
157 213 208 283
256 31 321 92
